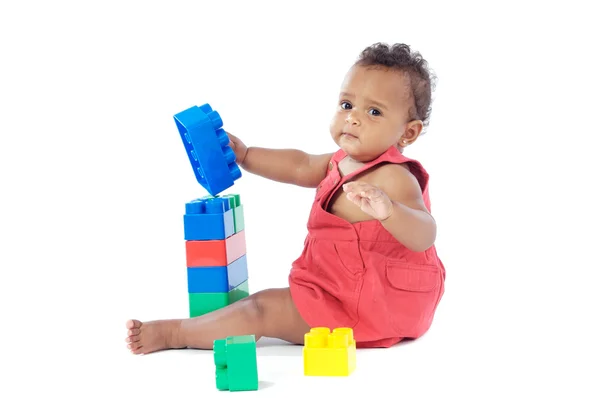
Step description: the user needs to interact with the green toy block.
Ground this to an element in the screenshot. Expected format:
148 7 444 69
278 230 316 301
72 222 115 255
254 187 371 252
215 366 229 390
221 194 245 233
213 335 258 391
188 280 250 317
188 293 229 317
229 279 249 303
234 204 244 233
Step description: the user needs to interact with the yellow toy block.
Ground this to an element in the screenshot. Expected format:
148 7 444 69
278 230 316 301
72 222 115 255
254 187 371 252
303 327 356 376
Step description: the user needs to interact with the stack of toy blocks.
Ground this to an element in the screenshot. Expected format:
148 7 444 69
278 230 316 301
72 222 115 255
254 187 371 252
174 103 249 317
303 327 357 376
184 194 249 317
213 334 259 391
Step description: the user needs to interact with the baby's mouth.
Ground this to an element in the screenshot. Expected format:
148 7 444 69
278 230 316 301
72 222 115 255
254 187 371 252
341 132 358 139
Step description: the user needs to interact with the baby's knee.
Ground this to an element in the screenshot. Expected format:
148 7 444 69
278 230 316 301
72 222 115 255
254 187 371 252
246 289 275 318
237 289 267 323
233 289 279 339
242 288 287 321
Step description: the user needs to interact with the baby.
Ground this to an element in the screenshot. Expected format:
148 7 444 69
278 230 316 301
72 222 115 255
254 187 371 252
126 42 446 354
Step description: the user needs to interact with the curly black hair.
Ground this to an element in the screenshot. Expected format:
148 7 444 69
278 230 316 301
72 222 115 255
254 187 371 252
355 42 436 130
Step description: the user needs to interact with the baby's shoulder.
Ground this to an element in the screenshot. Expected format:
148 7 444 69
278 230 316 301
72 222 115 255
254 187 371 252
368 162 413 183
366 162 424 199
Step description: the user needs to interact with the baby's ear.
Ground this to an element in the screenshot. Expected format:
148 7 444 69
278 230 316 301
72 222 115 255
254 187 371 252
399 120 423 146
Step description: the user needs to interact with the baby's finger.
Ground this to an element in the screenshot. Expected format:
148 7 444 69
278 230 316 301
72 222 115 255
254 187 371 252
346 192 362 206
364 188 383 200
343 182 373 196
342 182 355 192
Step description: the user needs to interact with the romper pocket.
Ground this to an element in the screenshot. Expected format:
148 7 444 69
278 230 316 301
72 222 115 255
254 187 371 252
385 258 440 292
383 258 442 336
332 241 365 280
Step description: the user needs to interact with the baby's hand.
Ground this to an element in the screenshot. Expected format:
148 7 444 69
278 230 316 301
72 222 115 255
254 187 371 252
226 132 248 165
343 181 393 221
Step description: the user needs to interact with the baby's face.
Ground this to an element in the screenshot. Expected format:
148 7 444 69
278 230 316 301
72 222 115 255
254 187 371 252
330 65 415 162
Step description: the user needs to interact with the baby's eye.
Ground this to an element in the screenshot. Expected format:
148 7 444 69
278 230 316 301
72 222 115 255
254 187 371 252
368 108 381 116
340 101 352 110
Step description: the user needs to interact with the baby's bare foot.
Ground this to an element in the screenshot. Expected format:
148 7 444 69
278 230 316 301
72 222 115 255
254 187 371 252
125 319 185 355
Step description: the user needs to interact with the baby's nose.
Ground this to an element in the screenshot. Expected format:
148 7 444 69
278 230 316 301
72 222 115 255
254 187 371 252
346 113 361 126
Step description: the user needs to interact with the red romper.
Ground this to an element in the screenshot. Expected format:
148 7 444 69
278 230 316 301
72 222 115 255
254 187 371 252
289 145 446 348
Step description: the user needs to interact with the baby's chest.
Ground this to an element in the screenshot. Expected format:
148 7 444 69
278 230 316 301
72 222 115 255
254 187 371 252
325 166 379 223
327 189 369 223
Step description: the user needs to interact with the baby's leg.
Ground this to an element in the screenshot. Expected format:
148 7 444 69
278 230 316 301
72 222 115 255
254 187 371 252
125 288 310 355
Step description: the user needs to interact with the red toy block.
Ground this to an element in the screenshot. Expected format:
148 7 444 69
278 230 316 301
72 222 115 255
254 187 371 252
186 230 246 267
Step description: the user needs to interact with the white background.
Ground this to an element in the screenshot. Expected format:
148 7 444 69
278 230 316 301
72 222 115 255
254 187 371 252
1 1 599 397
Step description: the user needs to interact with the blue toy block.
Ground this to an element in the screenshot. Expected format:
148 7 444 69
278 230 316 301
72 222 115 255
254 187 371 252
184 197 234 240
187 255 249 293
174 103 242 196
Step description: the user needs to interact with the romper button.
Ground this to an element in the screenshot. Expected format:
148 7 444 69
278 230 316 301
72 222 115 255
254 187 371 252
328 162 333 170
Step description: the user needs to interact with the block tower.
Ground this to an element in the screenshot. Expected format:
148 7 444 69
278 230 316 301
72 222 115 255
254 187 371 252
174 104 249 317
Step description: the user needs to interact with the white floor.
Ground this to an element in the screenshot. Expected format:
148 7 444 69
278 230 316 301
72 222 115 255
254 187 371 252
4 291 597 397
94 312 598 397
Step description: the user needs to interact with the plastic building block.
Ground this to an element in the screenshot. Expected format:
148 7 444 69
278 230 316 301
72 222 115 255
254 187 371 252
303 327 356 376
214 335 258 391
227 279 250 304
174 103 242 196
186 230 246 267
184 197 234 241
188 280 249 317
187 255 248 293
221 193 245 234
189 292 229 317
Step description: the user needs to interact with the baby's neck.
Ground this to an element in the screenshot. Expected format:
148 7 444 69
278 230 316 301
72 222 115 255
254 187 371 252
339 145 402 176
338 156 365 177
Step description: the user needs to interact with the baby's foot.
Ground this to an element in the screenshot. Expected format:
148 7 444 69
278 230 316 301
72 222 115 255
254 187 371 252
125 319 185 355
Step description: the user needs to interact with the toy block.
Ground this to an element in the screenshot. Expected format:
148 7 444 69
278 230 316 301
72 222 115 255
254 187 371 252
188 292 229 317
183 197 234 240
186 229 246 267
187 255 248 293
221 193 245 234
303 327 356 376
213 335 258 391
188 280 250 317
174 103 242 196
228 279 249 303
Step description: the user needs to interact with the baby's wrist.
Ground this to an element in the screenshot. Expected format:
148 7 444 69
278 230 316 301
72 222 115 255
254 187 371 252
239 146 250 167
378 202 395 223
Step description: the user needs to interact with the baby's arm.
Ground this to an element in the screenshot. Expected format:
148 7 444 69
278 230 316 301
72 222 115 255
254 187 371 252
227 131 332 187
241 147 333 188
377 164 437 252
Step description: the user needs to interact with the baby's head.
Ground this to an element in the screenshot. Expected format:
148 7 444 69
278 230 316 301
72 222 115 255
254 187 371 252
330 42 436 162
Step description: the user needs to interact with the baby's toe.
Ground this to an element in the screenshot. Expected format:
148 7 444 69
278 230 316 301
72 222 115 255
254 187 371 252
126 319 142 330
128 327 141 337
125 334 141 344
128 341 143 351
